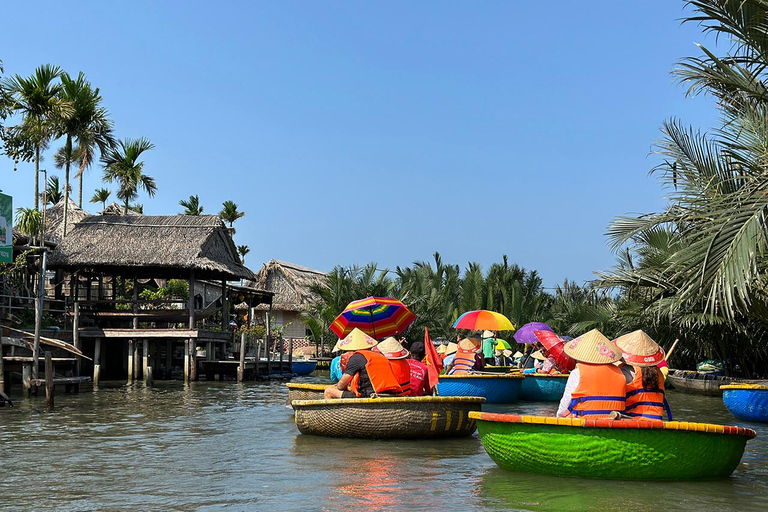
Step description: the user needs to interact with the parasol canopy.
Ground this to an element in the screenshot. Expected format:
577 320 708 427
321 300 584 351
330 297 416 338
533 329 576 372
513 322 554 345
453 310 515 331
494 338 512 350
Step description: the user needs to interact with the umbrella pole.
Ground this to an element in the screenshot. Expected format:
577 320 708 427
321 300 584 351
370 308 377 339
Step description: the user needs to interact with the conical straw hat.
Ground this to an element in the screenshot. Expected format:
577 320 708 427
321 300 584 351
502 349 513 357
513 351 524 358
437 344 447 355
531 350 546 361
331 339 342 353
614 330 665 367
373 337 409 359
458 337 480 352
336 327 379 352
563 329 622 364
445 342 458 355
482 330 495 339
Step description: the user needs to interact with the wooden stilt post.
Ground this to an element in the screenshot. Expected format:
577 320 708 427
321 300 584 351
45 351 54 410
184 341 190 384
0 343 5 395
255 338 262 379
73 301 81 390
238 332 246 382
187 270 196 384
146 365 153 386
142 339 149 386
265 310 271 377
190 344 197 381
93 338 101 387
165 340 172 380
289 337 293 366
133 339 140 382
127 340 134 383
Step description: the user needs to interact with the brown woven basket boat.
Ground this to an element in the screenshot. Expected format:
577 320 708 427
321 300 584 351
293 396 485 439
286 382 328 405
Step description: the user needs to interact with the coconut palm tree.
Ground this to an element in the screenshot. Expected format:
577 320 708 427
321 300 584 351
56 72 115 235
90 188 111 211
2 64 68 210
101 138 156 214
14 207 42 241
219 200 245 231
44 175 66 206
237 244 249 264
179 194 204 215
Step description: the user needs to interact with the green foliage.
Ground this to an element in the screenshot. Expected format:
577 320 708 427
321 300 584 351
101 137 156 214
219 200 244 229
180 194 204 215
90 188 111 210
14 207 42 237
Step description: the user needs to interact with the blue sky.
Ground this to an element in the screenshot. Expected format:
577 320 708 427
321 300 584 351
1 1 720 287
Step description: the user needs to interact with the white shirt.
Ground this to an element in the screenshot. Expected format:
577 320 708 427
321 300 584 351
556 368 580 417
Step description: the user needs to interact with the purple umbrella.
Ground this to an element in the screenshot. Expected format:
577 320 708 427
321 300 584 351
513 322 554 345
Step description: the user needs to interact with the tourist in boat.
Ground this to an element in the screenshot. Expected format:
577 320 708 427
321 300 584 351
556 329 626 418
614 330 673 421
441 342 458 368
324 328 405 399
481 330 497 365
372 337 413 396
446 338 482 375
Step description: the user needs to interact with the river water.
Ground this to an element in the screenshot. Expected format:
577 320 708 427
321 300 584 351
1 378 766 512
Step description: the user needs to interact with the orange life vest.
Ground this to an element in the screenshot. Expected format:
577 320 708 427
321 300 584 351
388 359 412 396
448 349 476 375
349 351 404 397
625 366 672 421
567 363 627 418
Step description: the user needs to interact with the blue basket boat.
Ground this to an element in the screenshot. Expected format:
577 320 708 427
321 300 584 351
437 374 524 404
722 384 768 423
291 360 318 376
519 373 569 402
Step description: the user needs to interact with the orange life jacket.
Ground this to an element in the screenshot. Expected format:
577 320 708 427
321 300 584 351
388 359 412 396
349 351 404 397
625 366 672 421
448 349 476 375
567 363 627 418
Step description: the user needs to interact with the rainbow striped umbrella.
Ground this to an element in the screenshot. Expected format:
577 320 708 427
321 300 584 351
330 297 417 338
452 310 515 332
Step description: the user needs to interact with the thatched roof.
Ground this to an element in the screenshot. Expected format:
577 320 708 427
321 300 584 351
48 215 255 281
45 197 90 242
102 202 139 216
249 259 327 311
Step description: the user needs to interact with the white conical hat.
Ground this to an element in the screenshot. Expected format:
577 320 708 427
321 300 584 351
563 329 622 364
372 337 409 359
336 328 379 352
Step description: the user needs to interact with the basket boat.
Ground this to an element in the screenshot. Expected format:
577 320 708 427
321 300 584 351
291 360 318 376
666 369 765 396
722 384 768 423
437 374 524 404
480 365 515 373
470 411 757 480
286 382 327 404
519 373 569 402
293 396 485 439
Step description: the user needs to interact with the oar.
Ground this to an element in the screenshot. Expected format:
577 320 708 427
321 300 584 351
665 339 680 362
661 338 679 380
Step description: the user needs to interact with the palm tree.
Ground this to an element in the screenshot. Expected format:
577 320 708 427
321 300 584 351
44 175 65 206
179 194 204 215
219 200 245 231
57 72 115 235
237 244 249 264
2 64 68 210
90 188 111 211
101 138 156 214
14 207 42 241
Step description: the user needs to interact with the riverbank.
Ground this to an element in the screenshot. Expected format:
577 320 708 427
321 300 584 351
1 379 766 512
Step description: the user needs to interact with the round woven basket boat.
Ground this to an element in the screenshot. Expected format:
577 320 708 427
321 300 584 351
286 382 327 405
722 384 768 423
437 374 524 404
293 396 485 439
470 411 757 480
518 373 569 402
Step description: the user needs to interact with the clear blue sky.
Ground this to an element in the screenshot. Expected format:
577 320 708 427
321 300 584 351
1 1 720 287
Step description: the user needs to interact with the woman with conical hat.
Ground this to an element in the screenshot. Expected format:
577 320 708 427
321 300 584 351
446 337 482 375
324 328 405 399
614 330 672 421
441 342 459 366
556 329 627 418
372 337 413 396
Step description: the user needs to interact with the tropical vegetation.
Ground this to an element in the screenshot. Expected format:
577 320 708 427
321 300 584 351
101 137 157 214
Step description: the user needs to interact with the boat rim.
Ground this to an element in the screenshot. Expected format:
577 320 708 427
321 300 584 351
293 396 486 406
721 383 768 390
521 373 569 378
439 374 525 379
285 382 329 390
468 411 757 438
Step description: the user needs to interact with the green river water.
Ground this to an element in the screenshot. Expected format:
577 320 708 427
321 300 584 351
0 378 766 512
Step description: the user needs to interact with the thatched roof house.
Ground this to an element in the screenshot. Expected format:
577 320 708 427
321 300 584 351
102 202 139 216
249 260 327 311
45 197 90 241
49 215 254 281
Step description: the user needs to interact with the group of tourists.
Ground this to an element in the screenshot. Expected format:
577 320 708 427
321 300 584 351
556 329 672 421
324 328 432 399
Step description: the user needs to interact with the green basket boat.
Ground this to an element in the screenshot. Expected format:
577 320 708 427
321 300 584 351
294 396 485 439
470 411 757 480
285 382 328 405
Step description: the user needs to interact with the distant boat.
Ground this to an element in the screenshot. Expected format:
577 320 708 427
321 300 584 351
437 374 524 404
519 373 569 402
722 384 768 423
291 360 318 376
667 369 765 396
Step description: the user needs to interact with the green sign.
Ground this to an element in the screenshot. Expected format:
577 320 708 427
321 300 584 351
0 192 12 263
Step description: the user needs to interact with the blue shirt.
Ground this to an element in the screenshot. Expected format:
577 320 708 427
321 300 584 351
330 356 342 382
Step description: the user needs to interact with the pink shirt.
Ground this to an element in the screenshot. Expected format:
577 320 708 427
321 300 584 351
407 359 431 396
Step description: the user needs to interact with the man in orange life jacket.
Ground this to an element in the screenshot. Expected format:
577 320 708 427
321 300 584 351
446 338 482 375
372 337 413 396
324 328 405 399
614 330 672 421
557 329 627 419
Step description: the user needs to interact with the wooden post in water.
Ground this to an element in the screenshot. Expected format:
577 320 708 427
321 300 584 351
93 338 101 387
186 270 196 384
133 340 140 383
288 337 293 367
165 340 172 380
184 341 190 384
146 365 153 387
73 301 81 391
238 332 246 382
142 339 149 386
255 338 262 378
265 311 271 377
45 351 54 409
22 363 31 396
130 274 138 383
127 340 134 383
0 342 5 395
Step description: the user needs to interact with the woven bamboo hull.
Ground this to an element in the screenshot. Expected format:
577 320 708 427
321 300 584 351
667 370 747 396
480 365 514 373
286 383 327 404
291 360 318 376
437 374 524 404
722 385 768 423
471 412 756 480
519 374 568 402
293 396 485 439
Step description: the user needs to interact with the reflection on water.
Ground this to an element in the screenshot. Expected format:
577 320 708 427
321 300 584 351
0 381 766 511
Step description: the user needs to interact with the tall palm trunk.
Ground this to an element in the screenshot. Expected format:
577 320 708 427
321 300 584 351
34 144 40 211
78 174 83 208
124 196 129 215
62 135 72 237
